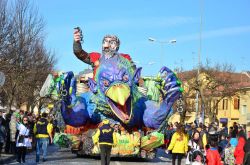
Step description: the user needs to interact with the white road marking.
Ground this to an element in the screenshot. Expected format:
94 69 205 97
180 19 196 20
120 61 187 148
158 156 171 161
115 161 122 165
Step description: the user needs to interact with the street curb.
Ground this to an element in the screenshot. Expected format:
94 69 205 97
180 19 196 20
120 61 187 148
0 155 16 164
0 148 35 164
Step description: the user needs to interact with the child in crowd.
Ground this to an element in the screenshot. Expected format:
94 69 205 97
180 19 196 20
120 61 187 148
206 140 222 165
218 135 228 160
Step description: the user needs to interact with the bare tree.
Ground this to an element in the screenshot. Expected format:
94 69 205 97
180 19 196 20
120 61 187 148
0 0 56 112
177 70 197 123
0 0 14 67
198 62 238 121
178 61 240 122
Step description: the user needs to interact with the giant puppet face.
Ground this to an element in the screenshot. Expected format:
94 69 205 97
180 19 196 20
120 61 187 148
102 35 120 59
88 55 142 124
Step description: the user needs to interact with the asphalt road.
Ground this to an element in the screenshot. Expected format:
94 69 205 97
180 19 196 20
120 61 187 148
6 145 186 165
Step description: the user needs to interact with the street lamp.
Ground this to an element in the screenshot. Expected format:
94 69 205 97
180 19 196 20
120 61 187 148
148 37 176 44
148 37 155 42
133 61 156 66
148 37 176 64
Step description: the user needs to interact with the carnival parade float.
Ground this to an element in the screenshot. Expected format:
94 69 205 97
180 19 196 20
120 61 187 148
40 55 183 158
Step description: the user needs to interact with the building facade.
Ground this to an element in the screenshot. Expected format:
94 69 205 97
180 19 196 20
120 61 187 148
170 71 250 136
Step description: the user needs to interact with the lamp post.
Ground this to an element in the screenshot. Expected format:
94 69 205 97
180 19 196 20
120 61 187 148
196 0 204 125
148 37 176 64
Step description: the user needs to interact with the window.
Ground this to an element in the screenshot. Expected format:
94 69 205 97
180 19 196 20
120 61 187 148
213 100 219 114
241 105 247 115
213 99 218 109
222 99 228 110
234 97 240 110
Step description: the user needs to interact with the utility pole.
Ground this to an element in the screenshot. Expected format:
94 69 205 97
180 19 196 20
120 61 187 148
195 0 204 125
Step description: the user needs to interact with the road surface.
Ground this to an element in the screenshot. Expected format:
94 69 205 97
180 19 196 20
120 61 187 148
6 145 186 165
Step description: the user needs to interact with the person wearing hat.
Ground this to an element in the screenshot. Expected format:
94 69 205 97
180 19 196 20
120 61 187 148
224 131 237 165
93 119 117 165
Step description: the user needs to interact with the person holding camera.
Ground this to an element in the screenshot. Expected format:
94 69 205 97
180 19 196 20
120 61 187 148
16 116 31 163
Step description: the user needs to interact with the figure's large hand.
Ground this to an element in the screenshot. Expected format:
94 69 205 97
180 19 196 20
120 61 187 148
143 66 183 129
73 27 82 43
159 66 183 102
54 71 75 104
40 72 83 127
53 72 93 127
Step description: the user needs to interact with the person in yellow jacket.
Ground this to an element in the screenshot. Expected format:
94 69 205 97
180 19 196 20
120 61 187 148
92 119 117 165
167 124 188 165
33 113 53 163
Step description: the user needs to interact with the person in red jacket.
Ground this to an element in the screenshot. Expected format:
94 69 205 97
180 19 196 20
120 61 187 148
206 140 222 165
234 130 246 165
73 28 135 78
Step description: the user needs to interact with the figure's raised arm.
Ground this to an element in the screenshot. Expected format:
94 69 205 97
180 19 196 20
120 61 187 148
73 27 91 65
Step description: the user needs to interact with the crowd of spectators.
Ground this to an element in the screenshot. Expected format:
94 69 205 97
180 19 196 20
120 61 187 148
1 108 250 165
163 121 250 165
0 109 55 163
